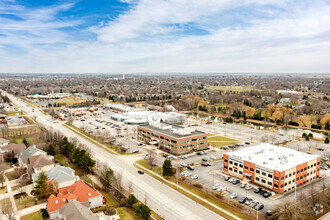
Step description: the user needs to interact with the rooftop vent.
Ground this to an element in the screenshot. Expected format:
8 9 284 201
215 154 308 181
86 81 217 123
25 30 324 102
55 200 58 204
88 193 91 197
269 157 274 160
263 161 268 165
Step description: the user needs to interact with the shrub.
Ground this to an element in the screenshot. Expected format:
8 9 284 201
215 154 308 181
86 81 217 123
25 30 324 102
325 137 329 144
289 121 299 126
135 204 151 219
104 207 116 216
126 194 138 208
193 182 203 189
132 202 141 210
119 198 127 206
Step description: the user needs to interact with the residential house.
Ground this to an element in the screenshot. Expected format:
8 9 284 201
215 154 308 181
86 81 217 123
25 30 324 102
0 143 26 162
32 165 79 189
47 180 106 219
0 138 9 147
27 154 54 177
55 201 103 220
18 146 52 167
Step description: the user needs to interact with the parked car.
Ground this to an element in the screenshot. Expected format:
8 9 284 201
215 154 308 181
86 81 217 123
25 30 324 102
232 179 240 185
191 174 199 180
245 142 250 145
180 162 187 167
210 156 216 160
132 150 139 153
138 170 144 175
202 157 209 161
197 152 204 155
167 155 173 159
317 148 325 151
254 188 262 193
224 176 230 181
201 162 209 166
244 199 253 206
266 210 272 216
229 193 238 199
263 192 272 198
187 166 195 170
179 155 188 159
163 153 169 157
240 183 246 188
259 190 267 195
238 197 247 203
228 178 236 183
255 203 264 210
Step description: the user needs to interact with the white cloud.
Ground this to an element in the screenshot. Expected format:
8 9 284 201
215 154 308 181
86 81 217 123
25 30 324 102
0 0 330 73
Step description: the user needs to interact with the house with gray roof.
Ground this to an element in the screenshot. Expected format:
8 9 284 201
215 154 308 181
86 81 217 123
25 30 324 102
32 165 79 188
18 146 52 167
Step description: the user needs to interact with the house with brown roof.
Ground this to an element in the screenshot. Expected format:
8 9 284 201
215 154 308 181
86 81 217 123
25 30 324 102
0 143 26 162
18 146 53 167
47 180 106 219
0 138 10 147
27 154 54 177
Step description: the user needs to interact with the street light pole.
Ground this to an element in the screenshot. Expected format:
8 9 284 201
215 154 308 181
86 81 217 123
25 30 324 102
294 183 297 202
213 174 215 186
176 167 179 185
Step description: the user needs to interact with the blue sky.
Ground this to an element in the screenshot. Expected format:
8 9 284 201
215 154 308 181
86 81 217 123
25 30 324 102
0 0 330 73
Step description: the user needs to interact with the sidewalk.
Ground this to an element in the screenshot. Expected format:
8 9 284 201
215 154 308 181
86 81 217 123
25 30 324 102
16 203 46 218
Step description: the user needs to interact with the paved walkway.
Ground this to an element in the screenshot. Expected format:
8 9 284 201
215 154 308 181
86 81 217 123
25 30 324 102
16 203 46 218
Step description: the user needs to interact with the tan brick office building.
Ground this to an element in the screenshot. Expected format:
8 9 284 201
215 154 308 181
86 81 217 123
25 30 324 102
137 122 208 155
223 144 321 194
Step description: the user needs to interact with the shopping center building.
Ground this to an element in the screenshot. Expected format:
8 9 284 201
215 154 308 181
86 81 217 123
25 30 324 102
137 121 208 155
223 143 321 193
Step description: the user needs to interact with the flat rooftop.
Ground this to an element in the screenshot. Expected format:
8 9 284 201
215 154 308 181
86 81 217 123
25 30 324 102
226 143 320 171
139 123 205 139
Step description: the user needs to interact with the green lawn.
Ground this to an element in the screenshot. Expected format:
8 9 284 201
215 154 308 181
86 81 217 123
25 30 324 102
117 207 143 220
0 198 12 213
15 196 35 210
208 135 236 142
55 153 89 177
7 111 24 116
20 211 43 220
6 170 18 181
0 186 7 194
11 185 20 192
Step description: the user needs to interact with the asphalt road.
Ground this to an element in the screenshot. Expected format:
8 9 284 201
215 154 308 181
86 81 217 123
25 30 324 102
3 91 224 220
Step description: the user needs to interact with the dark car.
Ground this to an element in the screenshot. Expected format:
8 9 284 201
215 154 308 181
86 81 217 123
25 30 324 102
138 170 144 174
245 142 250 145
266 210 272 216
196 152 203 155
317 148 325 151
163 153 169 157
202 158 208 161
254 188 262 193
187 166 195 170
132 150 139 153
255 203 264 210
259 190 267 195
239 197 247 203
263 192 272 198
232 179 241 185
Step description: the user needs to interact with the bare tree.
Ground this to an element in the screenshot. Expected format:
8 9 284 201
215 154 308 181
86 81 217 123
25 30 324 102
0 161 5 188
66 116 74 125
146 149 156 168
3 198 15 220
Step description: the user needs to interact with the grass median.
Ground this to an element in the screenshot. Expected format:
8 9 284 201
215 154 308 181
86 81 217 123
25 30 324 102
134 159 255 220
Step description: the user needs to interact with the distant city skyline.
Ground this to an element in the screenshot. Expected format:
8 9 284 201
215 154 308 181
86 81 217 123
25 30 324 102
1 0 330 73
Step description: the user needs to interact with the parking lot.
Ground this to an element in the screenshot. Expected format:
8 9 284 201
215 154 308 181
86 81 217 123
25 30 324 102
7 116 28 126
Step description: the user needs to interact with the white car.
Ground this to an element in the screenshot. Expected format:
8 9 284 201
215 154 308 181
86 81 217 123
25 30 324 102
240 183 246 188
229 178 236 183
191 174 199 179
216 187 224 192
180 162 187 167
229 193 238 199
245 184 253 190
210 156 216 160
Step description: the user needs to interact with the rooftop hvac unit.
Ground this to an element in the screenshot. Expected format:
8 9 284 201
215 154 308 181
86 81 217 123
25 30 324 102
263 161 268 164
269 157 274 160
289 154 294 157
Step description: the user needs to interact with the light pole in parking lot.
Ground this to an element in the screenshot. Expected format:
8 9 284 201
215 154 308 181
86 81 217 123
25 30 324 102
213 173 215 186
294 183 297 202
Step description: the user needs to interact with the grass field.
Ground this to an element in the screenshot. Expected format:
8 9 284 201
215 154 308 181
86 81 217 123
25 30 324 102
208 135 238 147
206 86 259 92
20 211 43 220
0 198 12 213
54 96 104 105
0 186 7 194
117 207 143 220
15 196 35 210
7 111 24 116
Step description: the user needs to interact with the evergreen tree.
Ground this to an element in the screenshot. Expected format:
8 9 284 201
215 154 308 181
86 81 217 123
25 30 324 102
47 144 56 156
162 159 173 177
34 172 48 198
22 138 29 147
135 204 151 219
126 194 138 208
325 137 329 144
